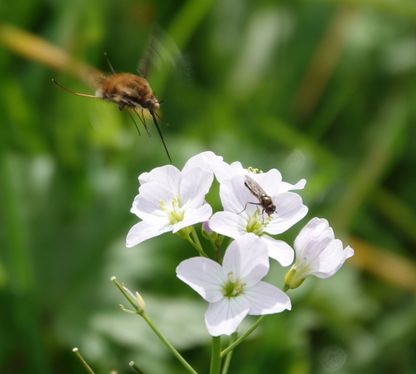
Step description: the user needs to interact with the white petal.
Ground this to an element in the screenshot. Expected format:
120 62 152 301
126 220 171 248
261 235 294 266
172 204 213 233
215 161 245 183
205 297 250 336
220 175 253 213
183 151 223 175
278 178 307 193
251 169 282 196
209 212 246 238
180 167 214 208
176 257 225 302
294 217 334 259
136 182 175 212
222 235 269 286
265 192 308 234
245 282 291 315
131 194 167 222
310 241 354 278
138 165 181 194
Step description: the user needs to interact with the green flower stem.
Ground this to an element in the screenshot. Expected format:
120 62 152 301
221 334 237 374
72 348 95 374
220 348 233 374
221 316 265 357
186 236 208 257
209 336 222 374
129 361 144 374
141 313 198 374
221 284 290 357
208 238 220 261
112 277 198 374
189 227 208 257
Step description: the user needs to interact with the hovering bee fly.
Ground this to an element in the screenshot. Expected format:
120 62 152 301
244 175 276 216
52 55 172 161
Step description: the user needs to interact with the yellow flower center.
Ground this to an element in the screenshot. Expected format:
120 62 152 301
245 209 271 236
222 272 245 298
160 197 184 225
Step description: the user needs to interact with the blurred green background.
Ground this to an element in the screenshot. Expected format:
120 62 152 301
1 0 416 373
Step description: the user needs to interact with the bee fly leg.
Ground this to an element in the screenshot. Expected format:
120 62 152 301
127 110 141 136
140 109 151 136
133 108 151 136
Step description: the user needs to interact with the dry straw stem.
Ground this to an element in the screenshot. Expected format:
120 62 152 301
350 237 416 293
0 23 103 88
292 7 357 119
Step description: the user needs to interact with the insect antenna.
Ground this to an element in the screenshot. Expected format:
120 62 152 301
149 109 172 162
51 78 99 99
104 52 116 74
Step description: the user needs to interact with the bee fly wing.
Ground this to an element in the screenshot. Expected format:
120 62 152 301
137 26 191 86
137 27 161 78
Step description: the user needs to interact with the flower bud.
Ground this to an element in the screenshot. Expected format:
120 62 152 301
177 226 192 239
284 267 305 290
201 221 218 241
123 285 146 313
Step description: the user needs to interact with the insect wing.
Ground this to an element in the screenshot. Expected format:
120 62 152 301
244 175 267 199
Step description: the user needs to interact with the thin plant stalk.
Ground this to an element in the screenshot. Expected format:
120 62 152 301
209 336 222 374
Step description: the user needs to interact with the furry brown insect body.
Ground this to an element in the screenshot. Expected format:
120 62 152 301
96 73 160 112
53 72 172 161
244 175 276 216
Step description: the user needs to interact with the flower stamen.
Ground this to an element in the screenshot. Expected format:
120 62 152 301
222 272 245 298
245 209 270 235
160 197 185 225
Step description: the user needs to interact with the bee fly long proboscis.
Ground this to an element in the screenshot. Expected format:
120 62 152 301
244 175 276 216
51 72 172 162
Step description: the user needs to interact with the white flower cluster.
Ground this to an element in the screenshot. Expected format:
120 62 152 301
126 152 354 336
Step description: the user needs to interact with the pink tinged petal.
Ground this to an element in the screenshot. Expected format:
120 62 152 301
126 221 171 248
220 176 254 213
310 240 354 279
176 258 225 302
245 281 291 315
222 235 269 286
172 204 213 233
261 235 294 266
180 167 214 208
209 212 247 238
138 165 181 194
205 297 250 336
265 192 308 235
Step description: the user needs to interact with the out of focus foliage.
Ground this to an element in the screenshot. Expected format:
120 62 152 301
1 0 416 373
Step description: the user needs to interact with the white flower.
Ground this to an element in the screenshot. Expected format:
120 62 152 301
285 218 354 289
126 165 214 248
139 151 228 185
176 234 291 336
209 171 308 266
